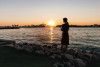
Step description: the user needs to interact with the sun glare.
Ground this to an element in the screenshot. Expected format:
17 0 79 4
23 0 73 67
48 21 55 27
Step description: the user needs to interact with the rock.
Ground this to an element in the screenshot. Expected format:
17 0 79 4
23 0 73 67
43 45 47 47
48 46 52 49
55 55 62 60
64 62 72 67
75 51 84 59
64 54 74 61
15 45 23 50
52 44 58 48
93 52 100 57
91 54 100 63
84 53 92 59
17 47 23 50
35 50 44 55
67 49 76 55
82 50 86 53
64 64 68 67
82 53 91 67
52 47 57 51
24 47 33 53
53 63 59 67
50 54 56 59
57 64 64 67
23 43 28 45
45 51 50 56
74 58 86 67
68 60 74 66
6 42 99 67
38 45 44 50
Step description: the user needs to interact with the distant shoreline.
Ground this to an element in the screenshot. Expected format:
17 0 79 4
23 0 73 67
0 27 20 29
20 26 100 28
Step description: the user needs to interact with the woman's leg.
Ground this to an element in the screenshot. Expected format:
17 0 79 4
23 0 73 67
65 45 68 51
61 45 63 50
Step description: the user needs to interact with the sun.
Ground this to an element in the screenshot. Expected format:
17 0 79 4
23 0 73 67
48 21 55 27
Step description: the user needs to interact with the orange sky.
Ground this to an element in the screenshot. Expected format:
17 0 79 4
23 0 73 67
0 0 100 26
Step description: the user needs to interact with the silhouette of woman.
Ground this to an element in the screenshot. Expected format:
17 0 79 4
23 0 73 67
61 18 69 51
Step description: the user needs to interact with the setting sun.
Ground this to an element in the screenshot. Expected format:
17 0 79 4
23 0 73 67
48 21 55 27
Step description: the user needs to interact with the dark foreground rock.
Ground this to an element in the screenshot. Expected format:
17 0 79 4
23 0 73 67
1 42 100 67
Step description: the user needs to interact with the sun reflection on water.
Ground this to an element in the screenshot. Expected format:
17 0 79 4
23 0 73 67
49 27 53 43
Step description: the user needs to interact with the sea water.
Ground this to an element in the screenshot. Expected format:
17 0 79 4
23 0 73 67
0 27 100 51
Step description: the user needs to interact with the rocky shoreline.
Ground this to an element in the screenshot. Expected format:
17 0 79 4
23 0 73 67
4 42 99 67
0 39 100 67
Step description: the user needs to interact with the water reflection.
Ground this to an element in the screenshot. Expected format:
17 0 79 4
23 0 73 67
0 28 100 49
49 27 53 43
32 27 55 44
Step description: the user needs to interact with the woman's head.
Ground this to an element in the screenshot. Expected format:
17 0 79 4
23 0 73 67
63 18 68 23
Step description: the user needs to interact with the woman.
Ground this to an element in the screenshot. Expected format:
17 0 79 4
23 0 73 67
61 18 69 51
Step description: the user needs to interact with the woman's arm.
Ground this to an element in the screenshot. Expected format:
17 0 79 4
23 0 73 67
61 25 63 31
67 22 69 31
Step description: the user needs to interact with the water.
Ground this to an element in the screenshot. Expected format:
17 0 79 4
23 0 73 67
0 27 100 51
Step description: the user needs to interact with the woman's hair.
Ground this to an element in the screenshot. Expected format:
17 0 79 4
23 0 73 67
63 18 67 22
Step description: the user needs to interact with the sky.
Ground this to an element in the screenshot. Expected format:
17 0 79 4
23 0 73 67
0 0 100 26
